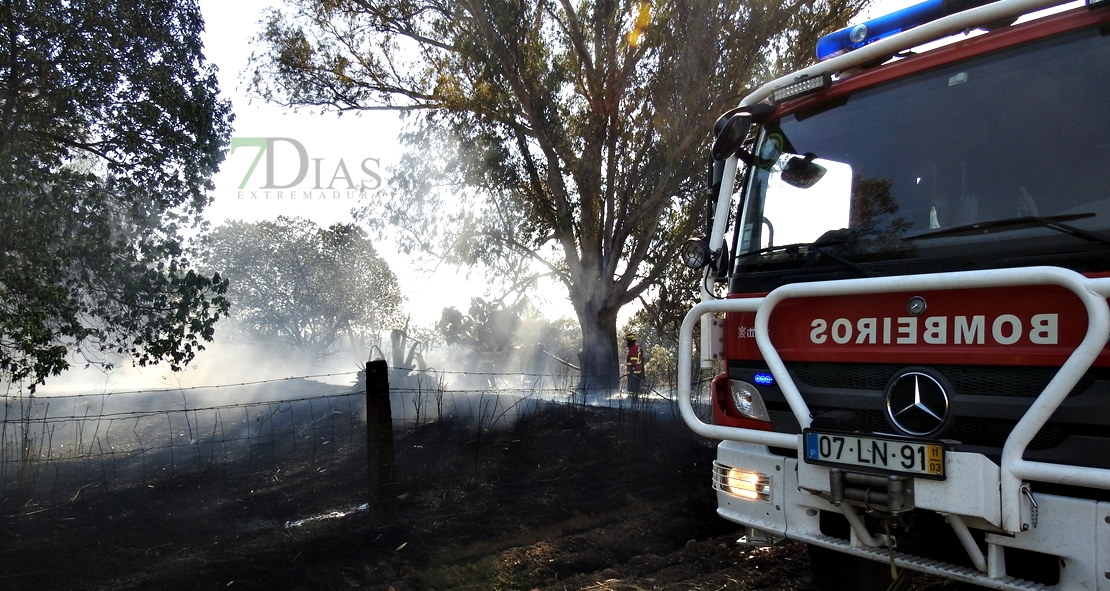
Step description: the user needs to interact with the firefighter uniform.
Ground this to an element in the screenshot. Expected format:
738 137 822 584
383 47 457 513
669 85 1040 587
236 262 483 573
625 333 644 394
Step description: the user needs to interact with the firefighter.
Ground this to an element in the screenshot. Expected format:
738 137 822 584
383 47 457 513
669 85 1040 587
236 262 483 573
625 332 644 394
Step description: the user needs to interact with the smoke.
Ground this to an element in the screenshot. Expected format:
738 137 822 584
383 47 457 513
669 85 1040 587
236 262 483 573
0 306 697 516
0 332 367 497
26 333 364 397
0 299 669 493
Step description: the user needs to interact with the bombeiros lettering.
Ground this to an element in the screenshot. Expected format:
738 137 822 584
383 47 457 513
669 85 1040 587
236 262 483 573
809 313 1058 346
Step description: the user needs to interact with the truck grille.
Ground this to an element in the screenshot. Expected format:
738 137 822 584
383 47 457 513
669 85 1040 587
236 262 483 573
788 362 1097 398
807 407 1068 451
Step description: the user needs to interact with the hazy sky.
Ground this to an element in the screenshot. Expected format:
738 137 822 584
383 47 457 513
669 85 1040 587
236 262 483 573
198 0 403 227
195 0 519 331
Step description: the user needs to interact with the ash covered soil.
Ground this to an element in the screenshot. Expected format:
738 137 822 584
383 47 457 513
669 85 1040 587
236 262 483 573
2 404 969 591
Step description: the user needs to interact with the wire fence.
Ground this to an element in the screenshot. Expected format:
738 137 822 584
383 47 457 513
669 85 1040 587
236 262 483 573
0 365 714 511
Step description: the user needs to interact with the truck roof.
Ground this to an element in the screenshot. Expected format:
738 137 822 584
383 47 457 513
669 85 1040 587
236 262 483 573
741 0 1100 110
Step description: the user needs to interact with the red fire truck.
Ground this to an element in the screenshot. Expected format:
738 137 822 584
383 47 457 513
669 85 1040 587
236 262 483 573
677 0 1110 588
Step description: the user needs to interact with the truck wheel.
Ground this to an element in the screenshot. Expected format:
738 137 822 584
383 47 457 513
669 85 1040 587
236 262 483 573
807 544 905 591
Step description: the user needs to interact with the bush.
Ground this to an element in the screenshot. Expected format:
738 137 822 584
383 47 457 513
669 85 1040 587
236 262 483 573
644 345 676 390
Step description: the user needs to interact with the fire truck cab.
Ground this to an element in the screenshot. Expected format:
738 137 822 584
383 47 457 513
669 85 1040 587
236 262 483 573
677 0 1110 588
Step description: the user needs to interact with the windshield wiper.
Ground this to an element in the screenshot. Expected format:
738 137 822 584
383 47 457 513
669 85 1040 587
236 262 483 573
738 241 877 278
906 213 1110 247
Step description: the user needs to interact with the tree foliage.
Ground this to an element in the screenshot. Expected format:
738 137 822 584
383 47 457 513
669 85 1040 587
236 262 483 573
0 0 233 386
197 217 405 361
644 344 676 389
629 262 704 345
517 304 581 368
437 298 581 386
437 297 521 382
438 297 521 354
249 0 867 389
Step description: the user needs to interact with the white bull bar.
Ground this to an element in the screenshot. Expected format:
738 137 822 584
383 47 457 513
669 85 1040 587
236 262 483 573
677 265 1110 533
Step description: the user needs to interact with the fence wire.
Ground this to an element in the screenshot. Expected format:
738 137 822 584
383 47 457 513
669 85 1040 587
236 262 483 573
0 365 714 511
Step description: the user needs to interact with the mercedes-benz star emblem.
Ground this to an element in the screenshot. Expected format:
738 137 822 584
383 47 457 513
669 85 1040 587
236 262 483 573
907 296 927 316
886 371 949 436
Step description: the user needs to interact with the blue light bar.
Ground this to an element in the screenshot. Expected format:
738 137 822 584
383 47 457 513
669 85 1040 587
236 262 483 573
816 0 995 61
754 373 775 386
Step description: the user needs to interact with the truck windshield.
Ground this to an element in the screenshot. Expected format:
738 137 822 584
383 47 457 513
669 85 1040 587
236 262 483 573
734 25 1110 281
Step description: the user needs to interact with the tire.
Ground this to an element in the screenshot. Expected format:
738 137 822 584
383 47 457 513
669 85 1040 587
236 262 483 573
807 544 906 591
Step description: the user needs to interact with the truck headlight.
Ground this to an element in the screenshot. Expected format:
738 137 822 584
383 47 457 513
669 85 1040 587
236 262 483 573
713 462 772 502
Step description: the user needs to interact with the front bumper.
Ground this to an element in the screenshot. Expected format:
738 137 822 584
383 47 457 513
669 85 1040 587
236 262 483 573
716 440 1110 590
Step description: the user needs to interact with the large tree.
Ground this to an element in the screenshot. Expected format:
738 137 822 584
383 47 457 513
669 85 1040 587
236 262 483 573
249 0 867 390
0 1 233 387
197 217 405 361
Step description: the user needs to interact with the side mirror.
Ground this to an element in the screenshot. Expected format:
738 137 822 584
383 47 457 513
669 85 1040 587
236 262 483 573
711 112 753 161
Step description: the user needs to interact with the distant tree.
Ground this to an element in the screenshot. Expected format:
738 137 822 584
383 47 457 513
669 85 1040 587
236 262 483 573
517 305 581 370
644 345 676 390
627 262 704 348
437 297 521 383
438 298 581 386
518 309 582 390
439 298 521 349
0 1 233 387
623 264 696 391
249 0 868 391
197 217 405 360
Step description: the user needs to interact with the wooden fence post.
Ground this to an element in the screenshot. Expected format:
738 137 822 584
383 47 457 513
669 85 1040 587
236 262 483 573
365 359 398 524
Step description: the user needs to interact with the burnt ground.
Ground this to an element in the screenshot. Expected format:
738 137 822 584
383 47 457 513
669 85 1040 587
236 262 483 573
1 403 971 591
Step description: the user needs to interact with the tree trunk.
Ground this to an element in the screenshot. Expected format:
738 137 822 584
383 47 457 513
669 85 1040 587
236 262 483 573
574 299 620 395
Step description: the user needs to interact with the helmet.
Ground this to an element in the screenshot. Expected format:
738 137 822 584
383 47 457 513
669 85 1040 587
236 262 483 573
625 332 637 341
